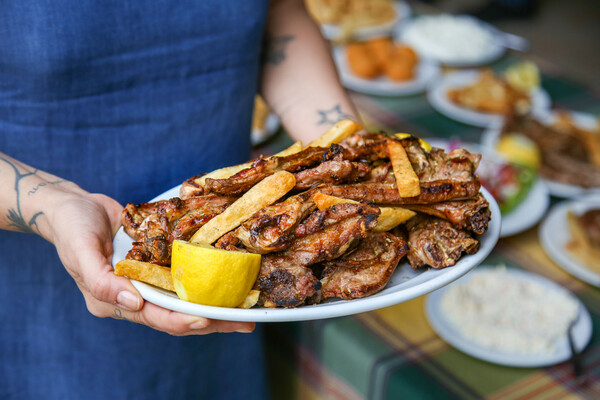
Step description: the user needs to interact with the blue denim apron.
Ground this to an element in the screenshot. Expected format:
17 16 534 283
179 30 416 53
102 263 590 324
0 1 269 399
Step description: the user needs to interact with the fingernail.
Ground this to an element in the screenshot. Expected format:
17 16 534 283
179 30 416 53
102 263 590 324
189 319 209 330
236 325 255 333
117 291 141 311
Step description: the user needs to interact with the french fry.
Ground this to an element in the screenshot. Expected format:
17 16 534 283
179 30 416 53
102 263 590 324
191 171 296 244
114 259 175 292
307 119 363 148
387 139 421 197
274 141 303 157
193 141 303 188
312 192 415 232
374 207 416 232
237 290 261 309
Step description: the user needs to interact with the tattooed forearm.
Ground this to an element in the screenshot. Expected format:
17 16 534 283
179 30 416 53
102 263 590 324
28 180 64 196
0 155 62 234
263 34 295 66
1 155 42 233
316 104 353 125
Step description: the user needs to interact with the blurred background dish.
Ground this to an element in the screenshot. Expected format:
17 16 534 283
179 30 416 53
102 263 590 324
306 0 412 42
427 138 548 237
428 68 551 127
398 14 505 67
332 39 440 96
426 265 592 367
481 110 600 198
540 195 600 287
251 95 281 146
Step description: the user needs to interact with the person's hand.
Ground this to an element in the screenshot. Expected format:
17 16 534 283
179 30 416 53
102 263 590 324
46 186 255 335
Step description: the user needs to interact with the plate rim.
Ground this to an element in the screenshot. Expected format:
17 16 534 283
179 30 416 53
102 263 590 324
425 265 593 367
112 186 501 322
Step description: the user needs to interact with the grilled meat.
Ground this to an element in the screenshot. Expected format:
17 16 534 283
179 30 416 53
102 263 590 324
320 232 408 300
294 160 370 190
319 142 481 205
406 215 480 269
215 190 317 253
203 146 327 196
256 202 379 307
403 193 491 234
320 180 480 205
122 195 235 265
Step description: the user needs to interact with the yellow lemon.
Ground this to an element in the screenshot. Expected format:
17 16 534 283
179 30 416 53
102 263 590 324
505 61 540 93
171 240 261 308
496 133 541 170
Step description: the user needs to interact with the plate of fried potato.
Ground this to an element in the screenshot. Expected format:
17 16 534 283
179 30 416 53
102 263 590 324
306 0 411 42
111 120 501 322
540 195 600 287
428 69 551 127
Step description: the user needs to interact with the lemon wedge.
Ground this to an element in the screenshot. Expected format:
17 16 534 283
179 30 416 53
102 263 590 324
505 61 540 93
171 240 261 308
496 133 541 170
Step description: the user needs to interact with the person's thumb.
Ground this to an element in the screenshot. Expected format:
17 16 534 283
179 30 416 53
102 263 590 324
79 248 143 312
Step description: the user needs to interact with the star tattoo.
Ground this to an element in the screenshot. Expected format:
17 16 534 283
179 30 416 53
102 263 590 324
316 104 353 125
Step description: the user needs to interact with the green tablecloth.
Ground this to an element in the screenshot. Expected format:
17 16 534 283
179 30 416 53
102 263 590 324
260 54 600 400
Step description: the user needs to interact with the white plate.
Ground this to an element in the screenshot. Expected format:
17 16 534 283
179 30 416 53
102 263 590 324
481 111 600 198
539 195 600 287
332 46 440 96
428 70 551 127
251 113 280 146
426 139 549 238
398 14 505 67
111 186 501 322
426 266 593 367
320 1 412 41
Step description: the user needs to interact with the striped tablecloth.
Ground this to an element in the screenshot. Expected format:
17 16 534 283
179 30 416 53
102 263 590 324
261 56 600 400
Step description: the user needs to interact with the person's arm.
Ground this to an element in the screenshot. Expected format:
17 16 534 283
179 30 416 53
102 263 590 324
261 0 361 144
0 152 253 335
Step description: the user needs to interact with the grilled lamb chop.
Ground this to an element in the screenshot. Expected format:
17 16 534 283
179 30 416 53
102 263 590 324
293 160 370 190
320 232 408 300
122 194 235 265
203 146 327 196
215 190 317 253
320 180 480 205
256 202 379 307
319 143 482 205
406 215 480 269
403 193 491 234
